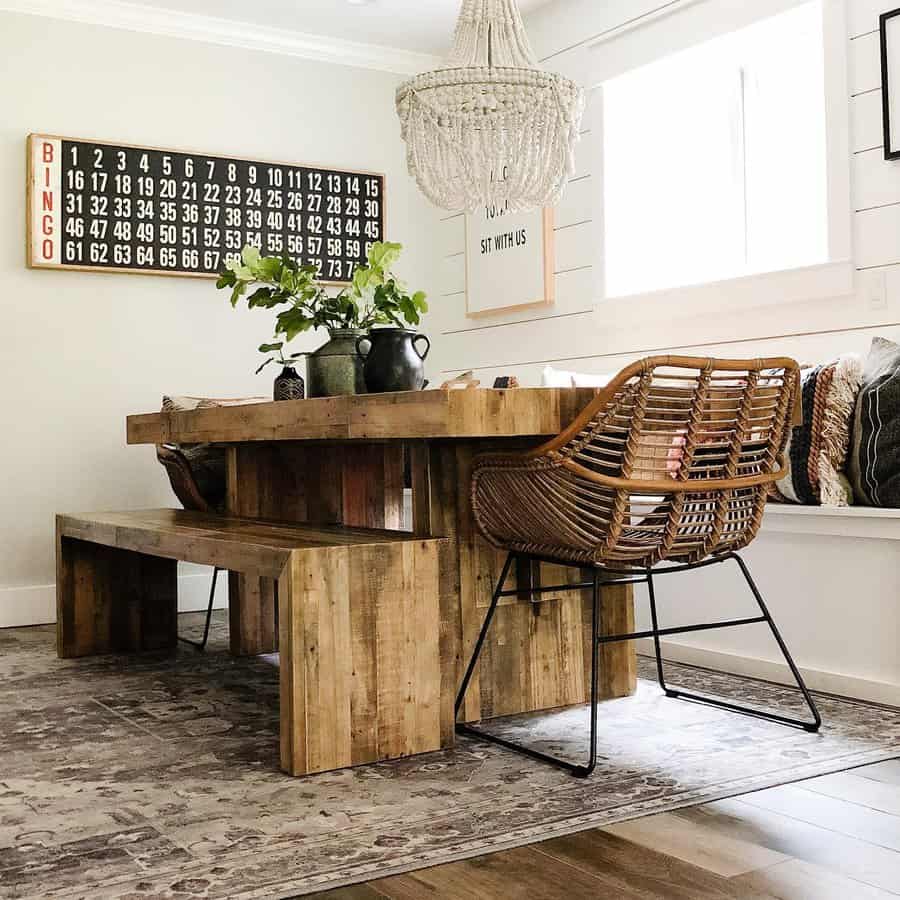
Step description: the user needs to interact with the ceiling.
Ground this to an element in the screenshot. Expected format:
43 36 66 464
130 0 555 55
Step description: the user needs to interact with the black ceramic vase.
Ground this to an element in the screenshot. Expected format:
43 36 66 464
356 328 430 393
273 366 305 401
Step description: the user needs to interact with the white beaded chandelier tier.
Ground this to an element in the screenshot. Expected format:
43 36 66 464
396 0 585 213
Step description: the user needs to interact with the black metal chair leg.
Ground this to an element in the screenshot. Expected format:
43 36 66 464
732 553 822 732
646 569 674 696
655 553 822 732
179 566 220 652
581 568 601 777
455 554 602 778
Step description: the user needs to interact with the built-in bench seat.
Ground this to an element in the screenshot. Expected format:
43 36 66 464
56 509 446 776
634 502 900 709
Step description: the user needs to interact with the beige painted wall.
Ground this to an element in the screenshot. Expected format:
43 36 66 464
0 11 439 625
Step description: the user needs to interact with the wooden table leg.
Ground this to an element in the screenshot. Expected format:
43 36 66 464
596 578 638 699
225 442 404 656
411 440 637 738
410 441 463 744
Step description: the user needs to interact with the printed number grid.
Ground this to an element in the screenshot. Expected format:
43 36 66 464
59 141 383 281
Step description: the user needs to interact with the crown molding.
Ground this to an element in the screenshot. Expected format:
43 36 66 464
0 0 442 75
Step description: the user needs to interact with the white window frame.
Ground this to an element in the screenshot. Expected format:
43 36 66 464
586 0 853 346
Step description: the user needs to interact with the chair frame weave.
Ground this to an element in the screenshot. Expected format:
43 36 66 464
472 355 802 569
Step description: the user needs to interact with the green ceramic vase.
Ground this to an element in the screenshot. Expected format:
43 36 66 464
306 328 366 397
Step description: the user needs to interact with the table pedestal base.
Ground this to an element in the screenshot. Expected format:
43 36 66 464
226 439 637 745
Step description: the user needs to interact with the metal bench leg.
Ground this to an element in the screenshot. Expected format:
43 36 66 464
455 553 602 778
650 553 822 733
179 566 221 652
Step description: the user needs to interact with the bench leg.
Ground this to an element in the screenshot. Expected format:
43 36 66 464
278 541 443 777
56 536 177 659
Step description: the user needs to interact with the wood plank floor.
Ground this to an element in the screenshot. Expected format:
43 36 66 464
308 759 900 899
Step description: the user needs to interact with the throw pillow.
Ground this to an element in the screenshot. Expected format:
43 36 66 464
160 395 264 513
162 395 266 411
772 354 861 506
848 337 900 507
180 445 227 513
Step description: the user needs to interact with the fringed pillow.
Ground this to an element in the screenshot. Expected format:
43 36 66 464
771 354 862 506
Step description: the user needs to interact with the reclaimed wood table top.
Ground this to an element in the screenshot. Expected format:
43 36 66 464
126 387 599 445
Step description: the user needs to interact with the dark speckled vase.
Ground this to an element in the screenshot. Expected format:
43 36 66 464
356 328 430 393
273 366 305 401
307 328 366 397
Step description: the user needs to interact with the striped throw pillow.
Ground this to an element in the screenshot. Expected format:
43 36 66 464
848 338 900 507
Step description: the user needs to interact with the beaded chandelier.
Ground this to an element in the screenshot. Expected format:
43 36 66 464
396 0 585 213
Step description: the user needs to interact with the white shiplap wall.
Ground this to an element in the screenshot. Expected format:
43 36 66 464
429 0 900 386
424 0 900 703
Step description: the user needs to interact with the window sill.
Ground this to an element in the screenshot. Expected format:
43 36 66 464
600 258 854 319
762 502 900 541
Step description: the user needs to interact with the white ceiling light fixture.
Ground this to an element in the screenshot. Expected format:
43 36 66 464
396 0 584 213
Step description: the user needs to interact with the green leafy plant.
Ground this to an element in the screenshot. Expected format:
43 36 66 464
216 244 322 324
216 242 428 371
253 341 303 376
336 241 428 329
274 288 364 341
372 278 429 328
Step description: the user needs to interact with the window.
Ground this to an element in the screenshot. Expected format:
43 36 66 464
602 2 828 299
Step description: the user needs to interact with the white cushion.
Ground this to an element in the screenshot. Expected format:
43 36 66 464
541 366 613 388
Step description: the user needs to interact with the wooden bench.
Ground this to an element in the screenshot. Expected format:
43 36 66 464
56 509 446 776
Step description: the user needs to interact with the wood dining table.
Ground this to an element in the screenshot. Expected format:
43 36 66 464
127 388 637 744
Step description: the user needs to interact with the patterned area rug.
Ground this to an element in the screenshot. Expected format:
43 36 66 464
2 611 899 899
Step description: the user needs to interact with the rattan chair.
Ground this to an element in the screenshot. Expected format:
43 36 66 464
156 444 222 651
457 355 821 777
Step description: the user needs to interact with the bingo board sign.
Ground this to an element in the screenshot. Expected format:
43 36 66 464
26 134 385 283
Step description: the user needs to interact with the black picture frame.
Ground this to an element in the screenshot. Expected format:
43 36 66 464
881 7 900 160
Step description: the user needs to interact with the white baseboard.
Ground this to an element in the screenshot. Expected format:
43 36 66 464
0 583 56 628
637 638 900 708
0 571 227 628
